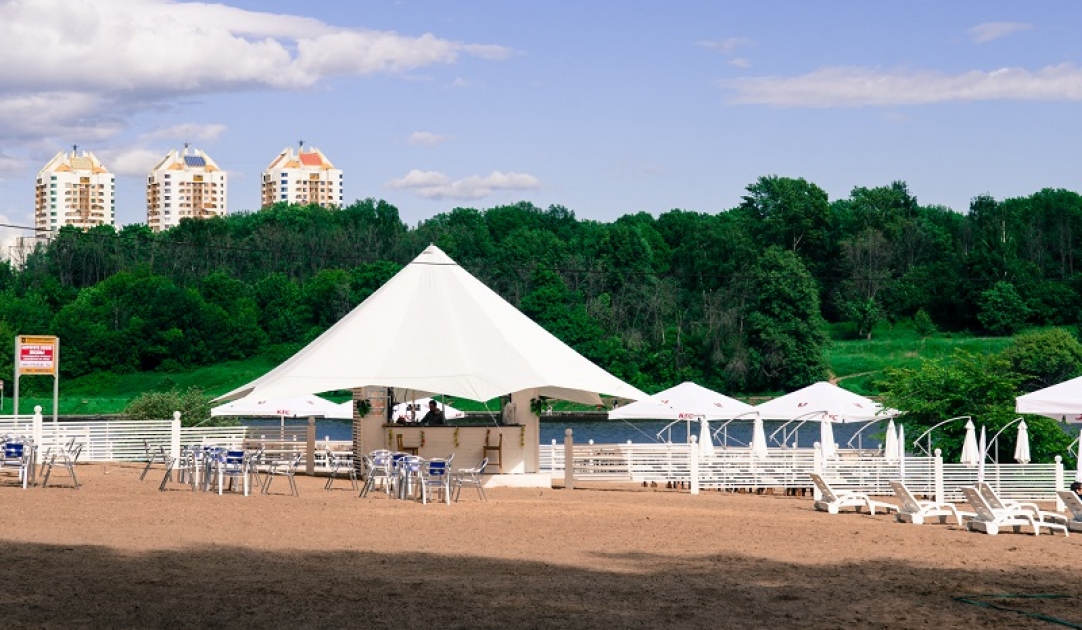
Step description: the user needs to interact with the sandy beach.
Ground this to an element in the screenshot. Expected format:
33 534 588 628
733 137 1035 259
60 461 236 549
1 464 1080 629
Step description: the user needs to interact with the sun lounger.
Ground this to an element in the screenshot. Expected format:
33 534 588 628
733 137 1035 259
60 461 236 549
890 481 970 525
1055 490 1082 534
808 472 898 516
976 481 1067 525
960 486 1067 536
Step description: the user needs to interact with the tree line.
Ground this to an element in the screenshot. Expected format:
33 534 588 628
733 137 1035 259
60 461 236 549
2 176 1082 400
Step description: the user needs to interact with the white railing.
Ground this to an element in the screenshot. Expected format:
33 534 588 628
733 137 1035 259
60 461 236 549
0 412 352 471
541 434 1068 503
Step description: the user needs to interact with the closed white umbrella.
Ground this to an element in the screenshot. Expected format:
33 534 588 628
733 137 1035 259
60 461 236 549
897 424 906 479
960 419 979 467
751 417 768 459
883 419 898 461
820 420 837 460
698 417 715 457
977 426 987 483
1013 420 1031 464
1076 442 1082 482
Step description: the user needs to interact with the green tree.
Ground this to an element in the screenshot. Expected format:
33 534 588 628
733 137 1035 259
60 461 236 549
123 387 217 426
746 247 827 389
977 281 1029 335
1001 328 1082 391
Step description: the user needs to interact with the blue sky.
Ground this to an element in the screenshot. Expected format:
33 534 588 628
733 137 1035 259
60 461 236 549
0 0 1080 245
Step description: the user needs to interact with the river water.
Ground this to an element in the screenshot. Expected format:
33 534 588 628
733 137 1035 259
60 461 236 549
253 418 891 450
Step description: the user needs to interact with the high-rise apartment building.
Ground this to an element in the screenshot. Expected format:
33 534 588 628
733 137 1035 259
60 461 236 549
146 146 227 232
261 144 343 208
35 148 115 232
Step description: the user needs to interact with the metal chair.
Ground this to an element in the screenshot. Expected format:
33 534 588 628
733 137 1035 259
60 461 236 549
140 439 168 481
395 455 425 500
215 449 251 496
359 450 394 497
1 440 35 489
420 455 454 504
262 452 303 497
453 457 489 502
41 442 82 489
324 448 358 491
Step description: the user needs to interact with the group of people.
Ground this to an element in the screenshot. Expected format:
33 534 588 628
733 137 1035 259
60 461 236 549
395 400 445 426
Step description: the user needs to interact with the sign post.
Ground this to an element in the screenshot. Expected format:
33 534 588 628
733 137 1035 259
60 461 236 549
14 335 59 423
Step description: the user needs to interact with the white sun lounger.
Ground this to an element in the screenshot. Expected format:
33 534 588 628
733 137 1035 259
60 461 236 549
1055 490 1082 534
961 486 1067 537
809 472 898 516
976 481 1067 525
890 481 970 525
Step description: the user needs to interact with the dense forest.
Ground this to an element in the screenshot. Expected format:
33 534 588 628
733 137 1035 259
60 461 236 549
2 175 1082 399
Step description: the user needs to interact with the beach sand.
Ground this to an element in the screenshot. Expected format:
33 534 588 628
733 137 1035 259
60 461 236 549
1 464 1080 629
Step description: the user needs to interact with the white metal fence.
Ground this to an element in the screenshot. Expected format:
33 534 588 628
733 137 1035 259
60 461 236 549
540 437 1068 504
0 414 351 471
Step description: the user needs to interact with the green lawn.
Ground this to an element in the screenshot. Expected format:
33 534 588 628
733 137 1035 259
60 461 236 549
0 324 1020 415
825 322 1014 395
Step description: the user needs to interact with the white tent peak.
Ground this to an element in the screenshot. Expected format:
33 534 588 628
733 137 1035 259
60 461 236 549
216 244 647 406
753 381 887 422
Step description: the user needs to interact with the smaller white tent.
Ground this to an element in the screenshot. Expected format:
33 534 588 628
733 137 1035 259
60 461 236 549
608 382 753 421
754 382 887 422
960 419 980 467
212 394 352 420
392 398 466 422
1015 375 1082 421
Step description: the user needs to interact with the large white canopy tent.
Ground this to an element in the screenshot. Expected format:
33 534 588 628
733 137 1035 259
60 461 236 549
1015 375 1082 422
753 381 891 453
218 245 647 406
216 245 646 482
1015 376 1082 480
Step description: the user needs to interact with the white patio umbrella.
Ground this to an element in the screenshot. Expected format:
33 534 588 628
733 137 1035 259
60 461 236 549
211 394 352 431
698 417 715 457
820 420 837 460
883 418 898 461
1013 420 1031 464
960 419 980 467
750 417 768 458
977 426 987 483
1076 443 1082 482
897 424 906 479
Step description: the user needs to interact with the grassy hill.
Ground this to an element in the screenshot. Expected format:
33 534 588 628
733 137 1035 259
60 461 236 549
0 323 1017 416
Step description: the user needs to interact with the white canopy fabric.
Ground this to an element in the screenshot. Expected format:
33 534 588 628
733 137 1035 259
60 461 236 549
608 381 753 421
218 245 647 406
897 424 906 479
1014 420 1031 464
211 394 352 419
1076 442 1082 482
698 418 715 457
392 398 466 422
751 417 768 458
960 419 980 467
1015 375 1082 421
977 426 987 483
753 382 887 423
883 419 898 462
820 420 837 460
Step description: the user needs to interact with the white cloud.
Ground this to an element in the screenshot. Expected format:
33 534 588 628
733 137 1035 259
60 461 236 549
724 63 1082 107
728 58 751 69
448 77 472 88
95 147 171 177
0 153 26 172
407 131 452 146
698 38 752 54
388 169 540 200
0 0 511 151
139 123 227 142
968 21 1033 44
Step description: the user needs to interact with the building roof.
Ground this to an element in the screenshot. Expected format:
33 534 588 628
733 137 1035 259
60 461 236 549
38 150 113 177
266 145 337 172
151 147 222 174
